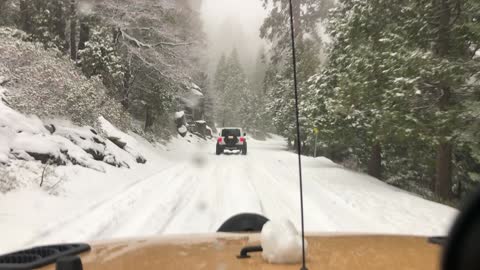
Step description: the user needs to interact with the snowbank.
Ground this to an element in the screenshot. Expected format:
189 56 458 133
178 125 188 136
0 86 147 188
206 125 213 136
261 219 307 264
98 116 146 164
189 83 203 96
0 132 10 164
175 111 185 119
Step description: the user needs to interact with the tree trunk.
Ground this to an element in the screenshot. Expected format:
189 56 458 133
435 85 453 199
434 0 451 56
78 20 90 51
112 27 121 44
433 0 454 200
144 105 154 131
435 142 453 199
121 66 131 109
0 0 7 20
457 174 462 199
70 0 77 60
19 0 32 33
368 143 382 179
52 2 67 52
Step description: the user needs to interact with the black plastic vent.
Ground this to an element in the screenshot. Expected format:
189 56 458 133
428 236 447 246
0 244 90 270
217 213 269 233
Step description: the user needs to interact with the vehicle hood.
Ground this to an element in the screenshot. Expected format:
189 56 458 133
39 233 441 270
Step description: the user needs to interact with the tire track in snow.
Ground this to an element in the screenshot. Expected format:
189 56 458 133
90 166 195 239
158 157 258 234
23 163 187 246
155 173 203 234
262 155 384 232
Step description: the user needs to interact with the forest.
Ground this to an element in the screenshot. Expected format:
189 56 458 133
259 0 480 202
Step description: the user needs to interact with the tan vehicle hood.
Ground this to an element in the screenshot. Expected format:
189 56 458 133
40 233 441 270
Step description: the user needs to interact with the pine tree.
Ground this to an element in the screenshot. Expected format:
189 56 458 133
69 0 77 60
212 49 251 128
18 0 68 50
302 0 480 200
223 48 248 126
260 0 333 81
242 47 270 137
213 54 229 127
260 0 334 146
410 0 478 199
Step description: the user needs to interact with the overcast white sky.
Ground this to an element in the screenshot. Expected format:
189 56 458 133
200 0 267 77
200 0 266 41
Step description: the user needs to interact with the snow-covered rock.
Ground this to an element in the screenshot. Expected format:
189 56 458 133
187 83 203 97
178 125 188 137
54 126 106 159
261 219 308 264
175 111 185 119
98 116 147 164
0 86 145 172
0 131 10 165
48 135 105 172
206 125 213 137
190 88 203 97
11 133 64 163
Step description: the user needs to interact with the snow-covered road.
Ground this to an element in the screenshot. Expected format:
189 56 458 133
0 135 457 253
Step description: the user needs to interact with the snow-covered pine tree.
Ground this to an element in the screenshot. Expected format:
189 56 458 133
260 0 333 147
223 48 248 127
195 71 216 129
304 0 479 200
243 48 269 138
405 0 480 199
213 53 229 127
18 0 68 51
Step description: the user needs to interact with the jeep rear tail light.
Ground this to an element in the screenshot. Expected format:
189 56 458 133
217 137 223 143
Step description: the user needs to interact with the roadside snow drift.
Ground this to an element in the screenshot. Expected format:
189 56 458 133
0 86 146 174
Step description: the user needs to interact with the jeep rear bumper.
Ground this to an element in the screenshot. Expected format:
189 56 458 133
217 144 244 150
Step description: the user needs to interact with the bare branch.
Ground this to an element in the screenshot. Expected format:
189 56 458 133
120 30 191 49
40 161 50 187
120 30 151 48
153 41 192 47
448 0 462 27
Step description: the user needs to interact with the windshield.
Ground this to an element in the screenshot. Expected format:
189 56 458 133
221 129 241 137
0 0 478 265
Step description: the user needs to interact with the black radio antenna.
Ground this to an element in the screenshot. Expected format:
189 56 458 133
287 0 307 269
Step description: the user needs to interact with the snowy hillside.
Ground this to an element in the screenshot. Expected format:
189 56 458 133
0 85 147 193
0 27 129 129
